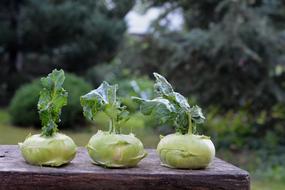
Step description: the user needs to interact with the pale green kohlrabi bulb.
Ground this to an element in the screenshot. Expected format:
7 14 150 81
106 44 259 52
157 133 215 169
87 130 147 168
19 133 77 167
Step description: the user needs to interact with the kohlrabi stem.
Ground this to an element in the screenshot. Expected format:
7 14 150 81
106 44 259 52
109 118 117 134
108 117 120 134
108 119 113 133
188 112 192 134
112 118 118 134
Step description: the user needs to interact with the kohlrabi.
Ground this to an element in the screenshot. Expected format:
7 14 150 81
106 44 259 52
134 73 215 169
19 69 77 167
80 81 147 168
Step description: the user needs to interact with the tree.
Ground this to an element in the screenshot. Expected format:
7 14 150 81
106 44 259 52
0 0 134 105
123 0 285 111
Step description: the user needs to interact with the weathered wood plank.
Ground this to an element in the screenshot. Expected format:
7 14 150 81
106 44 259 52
0 145 250 190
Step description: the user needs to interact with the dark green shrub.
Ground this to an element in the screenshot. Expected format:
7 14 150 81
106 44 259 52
9 80 41 126
9 73 92 128
120 0 285 112
201 105 285 150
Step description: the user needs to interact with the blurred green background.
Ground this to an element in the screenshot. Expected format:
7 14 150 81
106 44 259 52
1 0 285 189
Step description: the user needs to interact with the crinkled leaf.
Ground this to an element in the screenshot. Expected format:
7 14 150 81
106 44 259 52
133 97 176 124
38 69 68 136
172 92 191 111
80 81 118 120
153 73 190 111
80 81 129 123
190 105 205 124
136 73 205 134
95 81 117 105
153 72 174 95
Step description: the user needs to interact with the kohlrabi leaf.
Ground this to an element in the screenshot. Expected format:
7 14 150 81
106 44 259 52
153 73 190 111
175 111 189 134
80 81 129 133
133 97 176 124
135 73 205 134
190 105 205 124
38 69 68 137
117 105 130 124
153 72 174 95
80 81 119 121
172 92 191 111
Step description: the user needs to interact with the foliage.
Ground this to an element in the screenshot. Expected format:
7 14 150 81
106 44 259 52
217 147 285 187
38 69 68 136
254 149 285 182
9 80 41 126
202 105 285 150
81 81 148 168
9 72 92 128
80 81 129 134
134 73 205 134
0 0 134 105
123 0 285 112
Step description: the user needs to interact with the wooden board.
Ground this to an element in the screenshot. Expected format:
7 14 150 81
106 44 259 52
0 145 249 190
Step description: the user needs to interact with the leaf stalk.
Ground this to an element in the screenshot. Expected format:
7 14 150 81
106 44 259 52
188 112 192 134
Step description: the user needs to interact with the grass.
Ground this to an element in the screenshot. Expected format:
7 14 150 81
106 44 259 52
252 180 285 190
0 109 284 189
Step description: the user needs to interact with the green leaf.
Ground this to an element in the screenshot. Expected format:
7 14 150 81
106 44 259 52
153 72 174 95
38 69 68 136
175 111 189 134
135 73 205 134
153 73 190 111
80 81 129 132
190 105 205 124
117 105 130 124
172 92 191 111
80 81 119 120
133 97 176 125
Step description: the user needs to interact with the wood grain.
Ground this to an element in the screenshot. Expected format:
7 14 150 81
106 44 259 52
0 145 250 190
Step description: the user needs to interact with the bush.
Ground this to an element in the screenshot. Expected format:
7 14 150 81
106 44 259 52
9 73 92 128
9 80 40 126
201 105 285 150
